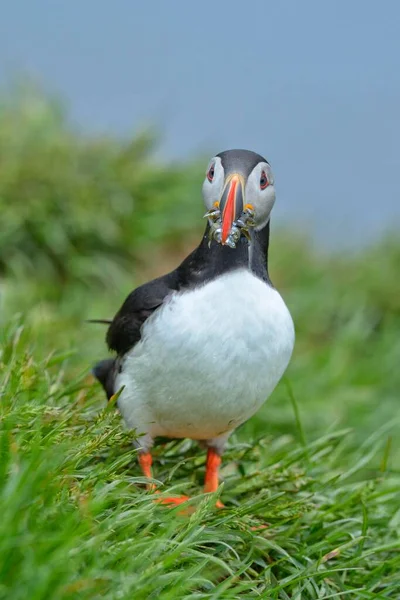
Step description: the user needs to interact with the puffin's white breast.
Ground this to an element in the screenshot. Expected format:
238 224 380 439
116 269 294 441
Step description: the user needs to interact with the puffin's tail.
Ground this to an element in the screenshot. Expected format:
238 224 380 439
92 358 116 400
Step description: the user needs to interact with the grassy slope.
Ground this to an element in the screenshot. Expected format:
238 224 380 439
1 232 399 599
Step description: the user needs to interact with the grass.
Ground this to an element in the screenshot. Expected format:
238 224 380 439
1 88 398 597
1 230 399 599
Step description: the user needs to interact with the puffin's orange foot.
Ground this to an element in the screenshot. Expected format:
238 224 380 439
159 496 224 509
155 495 195 515
155 495 191 506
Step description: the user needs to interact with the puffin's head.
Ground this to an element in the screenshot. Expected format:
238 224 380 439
202 149 276 248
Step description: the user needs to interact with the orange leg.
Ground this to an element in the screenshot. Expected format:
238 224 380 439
139 452 155 490
204 448 224 508
139 452 190 505
139 450 224 508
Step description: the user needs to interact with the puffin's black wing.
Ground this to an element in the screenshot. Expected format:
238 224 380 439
93 271 180 399
106 271 180 355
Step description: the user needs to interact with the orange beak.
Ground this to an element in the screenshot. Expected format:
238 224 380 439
220 174 244 245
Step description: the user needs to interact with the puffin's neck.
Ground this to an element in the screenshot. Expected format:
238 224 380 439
249 220 271 283
178 221 271 288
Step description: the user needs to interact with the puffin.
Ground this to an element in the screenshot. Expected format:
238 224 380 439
93 149 295 506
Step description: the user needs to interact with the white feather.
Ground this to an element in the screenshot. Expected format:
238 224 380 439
116 269 294 446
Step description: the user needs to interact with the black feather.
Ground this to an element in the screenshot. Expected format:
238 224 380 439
92 358 117 400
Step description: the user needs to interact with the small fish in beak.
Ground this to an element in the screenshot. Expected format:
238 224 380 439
204 174 255 248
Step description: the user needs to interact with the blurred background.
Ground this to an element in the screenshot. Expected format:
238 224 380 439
0 1 399 459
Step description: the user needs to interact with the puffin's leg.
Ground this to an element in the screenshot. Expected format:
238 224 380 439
136 437 190 505
204 448 224 508
140 452 189 505
135 435 158 491
138 452 156 490
203 433 231 508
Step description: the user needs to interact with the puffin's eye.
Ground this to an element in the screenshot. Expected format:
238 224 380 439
207 165 215 182
260 171 269 190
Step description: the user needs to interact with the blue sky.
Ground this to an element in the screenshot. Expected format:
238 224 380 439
1 0 399 245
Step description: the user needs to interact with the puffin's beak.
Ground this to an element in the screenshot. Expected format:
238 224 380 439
219 174 244 245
